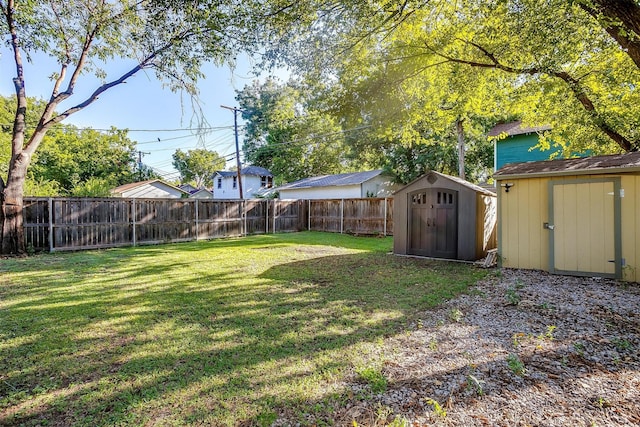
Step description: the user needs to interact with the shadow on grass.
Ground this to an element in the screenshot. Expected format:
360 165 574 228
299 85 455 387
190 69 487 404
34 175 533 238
0 234 486 426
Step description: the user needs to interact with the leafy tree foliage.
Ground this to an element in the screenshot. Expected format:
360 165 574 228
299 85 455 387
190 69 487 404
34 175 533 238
237 79 349 184
29 127 138 194
236 67 498 185
2 95 140 196
172 148 225 188
261 0 640 155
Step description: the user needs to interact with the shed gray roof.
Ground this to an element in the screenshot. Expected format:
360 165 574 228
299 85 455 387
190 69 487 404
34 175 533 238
494 152 640 179
488 120 551 137
215 166 273 178
394 171 496 197
278 170 384 190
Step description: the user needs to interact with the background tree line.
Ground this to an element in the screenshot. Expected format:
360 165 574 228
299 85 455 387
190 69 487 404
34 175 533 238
0 95 157 197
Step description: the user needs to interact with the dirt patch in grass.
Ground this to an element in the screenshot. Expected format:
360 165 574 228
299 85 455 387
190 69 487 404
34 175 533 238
277 269 640 426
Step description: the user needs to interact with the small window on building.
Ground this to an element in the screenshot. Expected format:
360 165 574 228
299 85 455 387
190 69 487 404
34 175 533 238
217 178 222 189
261 176 273 188
233 176 237 189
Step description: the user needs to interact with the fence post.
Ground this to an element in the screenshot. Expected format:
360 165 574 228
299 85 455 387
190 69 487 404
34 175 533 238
195 199 199 241
243 200 247 236
48 197 54 252
131 199 137 247
273 200 277 233
265 199 269 234
308 199 311 231
383 197 387 236
340 199 344 234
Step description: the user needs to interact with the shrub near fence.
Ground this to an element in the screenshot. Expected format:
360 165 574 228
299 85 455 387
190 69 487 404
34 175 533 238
22 197 392 252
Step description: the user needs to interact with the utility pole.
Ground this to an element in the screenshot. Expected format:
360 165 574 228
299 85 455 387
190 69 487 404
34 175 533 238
136 150 150 180
220 105 243 199
456 119 466 180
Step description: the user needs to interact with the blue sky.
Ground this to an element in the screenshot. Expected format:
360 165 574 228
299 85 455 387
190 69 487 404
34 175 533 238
0 51 267 181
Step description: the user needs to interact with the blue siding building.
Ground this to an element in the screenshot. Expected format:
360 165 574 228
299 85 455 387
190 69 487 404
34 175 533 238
489 121 557 170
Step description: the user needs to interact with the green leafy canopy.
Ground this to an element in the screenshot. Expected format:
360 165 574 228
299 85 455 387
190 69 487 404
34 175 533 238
172 148 225 188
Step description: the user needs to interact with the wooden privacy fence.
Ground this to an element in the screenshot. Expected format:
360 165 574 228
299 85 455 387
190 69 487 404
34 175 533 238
307 198 393 235
22 197 393 252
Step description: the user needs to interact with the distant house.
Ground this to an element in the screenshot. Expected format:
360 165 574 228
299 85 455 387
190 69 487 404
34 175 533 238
277 170 398 200
489 121 555 170
178 184 214 199
111 180 188 198
188 188 214 199
213 166 273 199
178 183 198 193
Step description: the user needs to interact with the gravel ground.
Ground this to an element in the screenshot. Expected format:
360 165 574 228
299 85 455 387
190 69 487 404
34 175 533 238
286 268 640 426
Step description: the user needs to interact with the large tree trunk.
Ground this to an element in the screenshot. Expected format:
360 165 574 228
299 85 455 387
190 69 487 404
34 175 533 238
580 0 640 69
1 151 29 255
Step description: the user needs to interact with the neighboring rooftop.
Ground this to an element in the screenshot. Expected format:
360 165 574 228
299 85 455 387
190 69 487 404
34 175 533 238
215 166 273 178
178 183 199 194
111 179 188 196
278 170 385 190
488 120 552 138
494 152 640 178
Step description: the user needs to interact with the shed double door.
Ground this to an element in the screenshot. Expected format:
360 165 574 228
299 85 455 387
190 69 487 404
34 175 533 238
409 189 458 258
549 178 621 278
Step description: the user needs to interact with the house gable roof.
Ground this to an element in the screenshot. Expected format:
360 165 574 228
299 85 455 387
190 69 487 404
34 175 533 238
494 152 640 179
111 179 188 196
178 183 198 193
278 170 385 190
188 188 213 198
394 171 496 197
488 120 552 138
215 166 273 178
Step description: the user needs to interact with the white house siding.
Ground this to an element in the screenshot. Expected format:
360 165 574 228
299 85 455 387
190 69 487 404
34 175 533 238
214 175 264 199
362 175 398 197
278 185 363 200
121 182 185 198
189 189 213 199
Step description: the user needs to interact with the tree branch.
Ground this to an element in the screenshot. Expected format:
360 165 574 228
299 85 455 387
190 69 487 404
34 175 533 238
578 0 640 69
52 0 146 104
265 2 297 17
338 4 417 56
425 40 637 151
24 33 190 157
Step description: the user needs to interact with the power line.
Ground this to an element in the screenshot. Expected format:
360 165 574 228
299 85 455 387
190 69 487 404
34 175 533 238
0 123 240 133
125 125 238 132
246 124 372 151
136 129 235 145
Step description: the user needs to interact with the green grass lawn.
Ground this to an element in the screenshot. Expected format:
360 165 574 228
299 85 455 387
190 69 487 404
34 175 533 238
0 232 488 426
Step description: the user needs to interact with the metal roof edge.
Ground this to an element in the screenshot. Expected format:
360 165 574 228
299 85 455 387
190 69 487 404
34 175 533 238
494 166 640 180
278 170 385 190
279 181 364 190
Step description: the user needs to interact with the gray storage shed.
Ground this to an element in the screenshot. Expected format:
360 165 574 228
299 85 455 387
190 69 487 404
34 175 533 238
393 171 497 261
